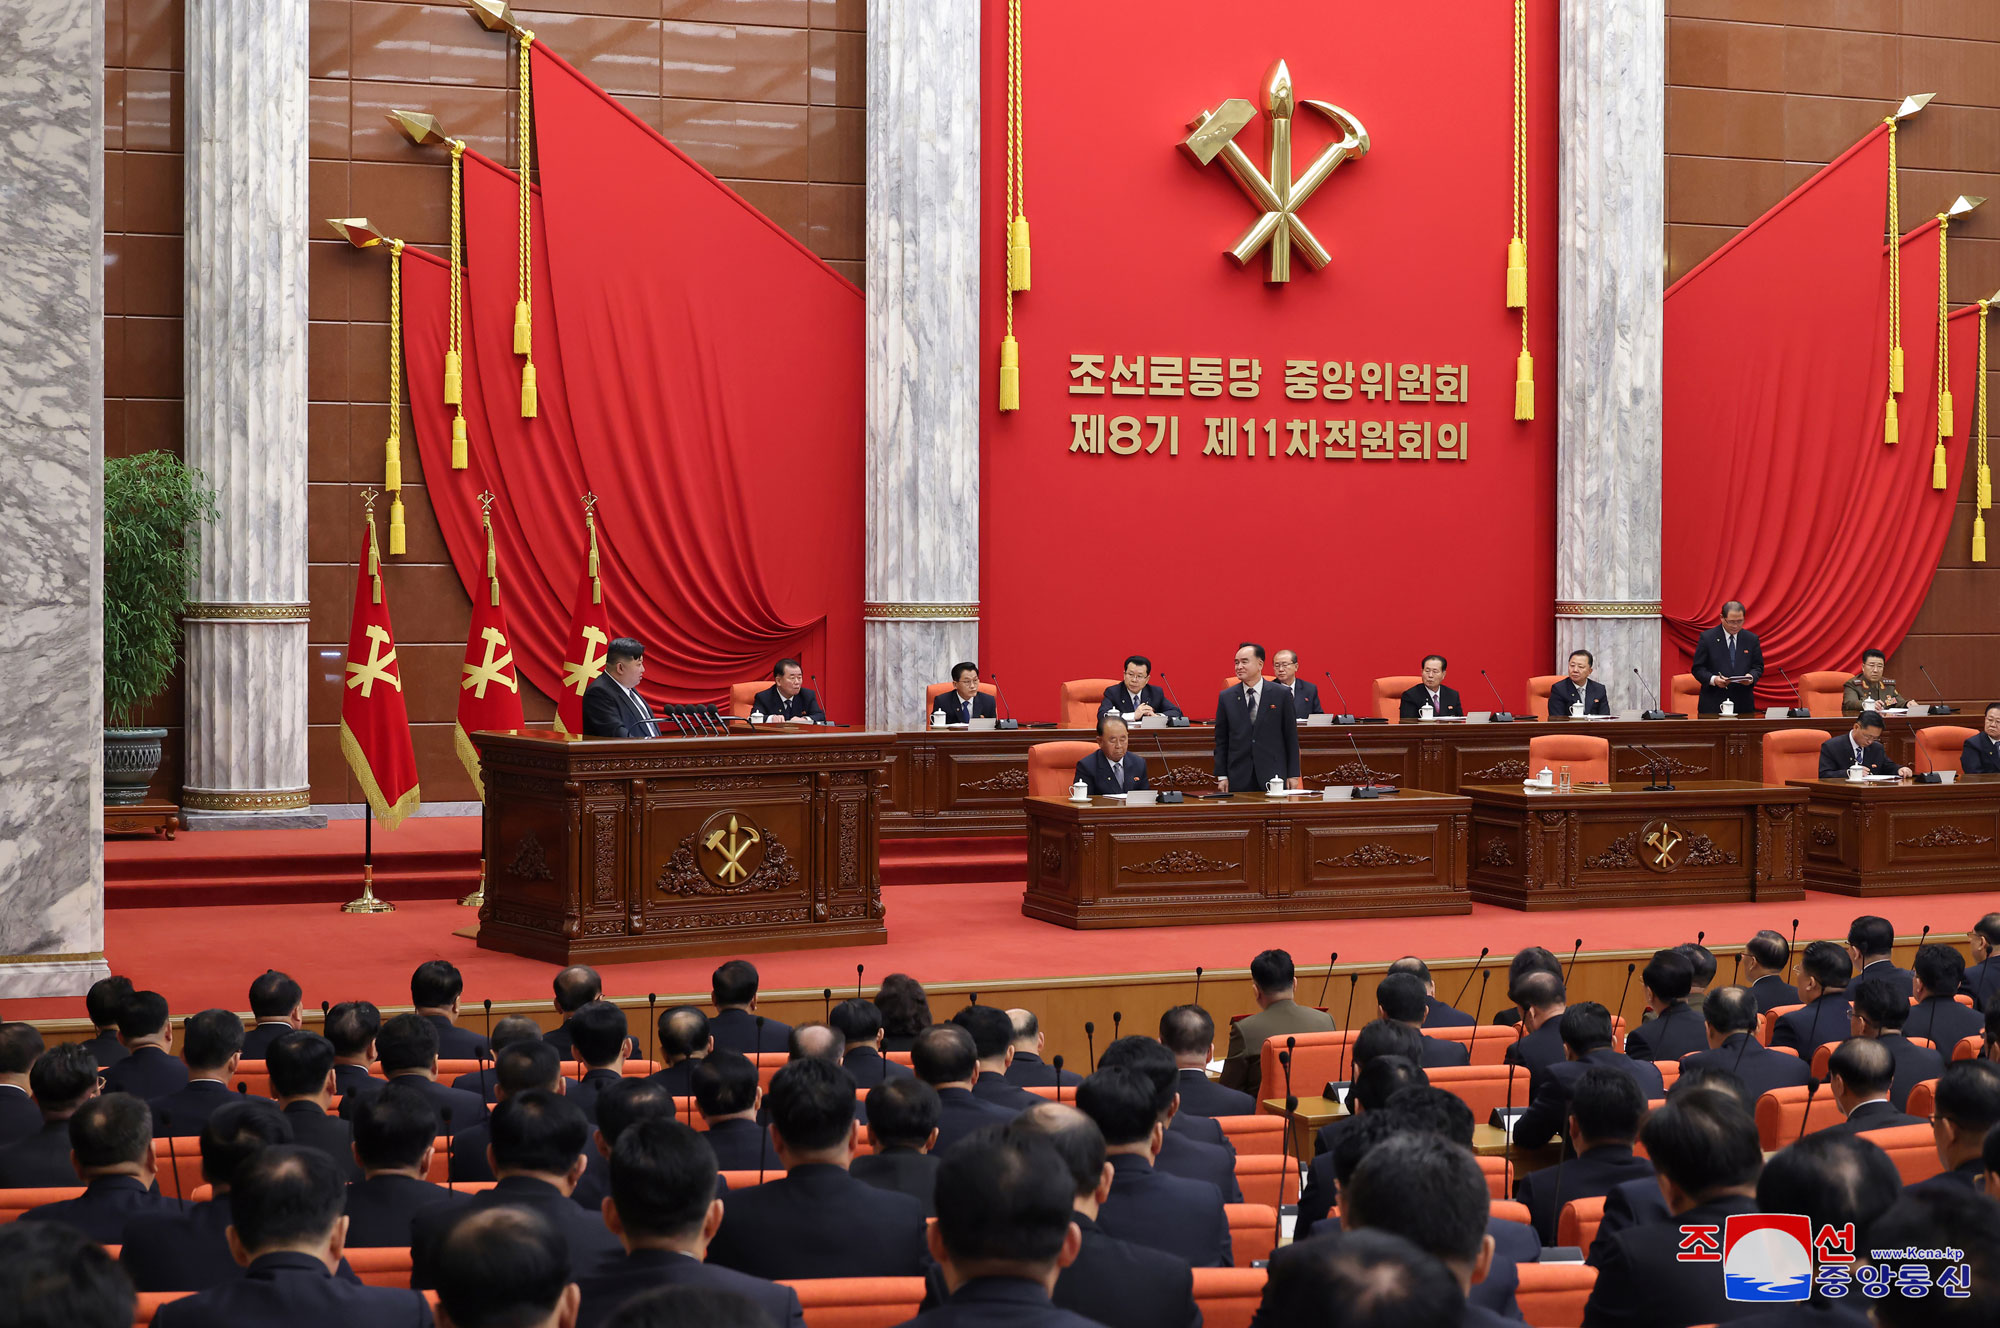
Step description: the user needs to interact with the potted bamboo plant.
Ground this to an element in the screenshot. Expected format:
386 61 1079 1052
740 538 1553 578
103 451 217 805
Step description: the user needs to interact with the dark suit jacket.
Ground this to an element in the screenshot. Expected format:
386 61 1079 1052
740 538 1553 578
1425 997 1476 1028
411 1175 621 1289
1261 1216 1531 1322
921 1214 1199 1328
582 671 659 738
1073 749 1149 796
153 1251 432 1328
1156 1128 1242 1203
1622 1002 1707 1062
281 1102 361 1181
1589 1176 1671 1267
850 1146 941 1216
1273 678 1321 717
1220 1000 1337 1096
1905 995 1983 1050
1583 1193 1761 1328
971 1072 1043 1113
1873 1033 1944 1111
151 1079 282 1138
1771 991 1853 1054
1963 732 2000 773
119 1199 241 1291
1690 626 1763 715
1724 1306 1873 1328
645 1060 700 1097
1514 1144 1655 1245
567 1068 624 1123
905 1277 1103 1328
1961 956 2000 1011
936 690 998 724
1418 1033 1471 1068
842 1046 912 1088
102 1045 189 1101
22 1175 186 1244
1506 1020 1566 1076
444 1120 497 1184
0 1086 40 1150
1819 735 1898 779
332 1063 384 1103
1515 1052 1666 1150
709 1007 793 1054
933 1086 1016 1153
1001 1052 1077 1090
1399 683 1464 719
1096 1152 1231 1268
383 1072 487 1135
421 1014 491 1062
1176 1068 1255 1117
81 1032 128 1069
448 1068 581 1104
240 1022 298 1061
1681 1035 1812 1102
0 1118 78 1187
1750 975 1801 1013
1549 677 1612 717
1854 960 1915 1003
577 1247 806 1328
706 1162 929 1279
1904 1157 1985 1199
344 1172 470 1248
699 1117 773 1173
1213 683 1300 790
1814 1098 1923 1138
752 684 825 723
1099 683 1180 720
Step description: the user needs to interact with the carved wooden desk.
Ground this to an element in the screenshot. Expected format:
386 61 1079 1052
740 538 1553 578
1022 789 1471 929
472 728 890 963
1463 779 1806 911
1792 774 2000 897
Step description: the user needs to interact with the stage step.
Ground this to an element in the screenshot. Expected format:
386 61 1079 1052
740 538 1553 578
881 837 1025 887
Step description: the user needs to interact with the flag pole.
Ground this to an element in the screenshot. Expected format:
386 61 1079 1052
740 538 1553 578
343 770 395 915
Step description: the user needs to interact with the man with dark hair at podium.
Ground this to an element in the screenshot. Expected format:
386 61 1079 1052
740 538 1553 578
1818 710 1911 779
1099 656 1180 721
1271 649 1321 716
937 662 996 724
582 637 661 737
1074 717 1149 797
1548 650 1610 717
1399 656 1463 719
1690 600 1762 715
754 658 825 724
1963 702 2000 773
1213 643 1299 793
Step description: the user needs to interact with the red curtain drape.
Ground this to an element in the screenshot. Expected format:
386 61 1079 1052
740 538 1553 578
1662 127 1979 704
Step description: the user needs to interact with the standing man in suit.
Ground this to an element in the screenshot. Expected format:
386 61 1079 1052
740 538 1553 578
1073 716 1150 796
1100 655 1180 721
1399 655 1464 719
1847 915 1915 1001
1818 1037 1924 1136
1512 1003 1666 1151
100 990 187 1102
1771 940 1855 1055
1740 930 1799 1012
1375 975 1471 1067
850 1078 943 1217
1513 1068 1654 1244
1963 702 2000 772
240 971 304 1061
1620 950 1706 1062
1678 987 1810 1102
1690 599 1763 715
1271 649 1321 717
343 1083 465 1247
1004 1010 1079 1088
0 1045 99 1188
583 637 662 738
1386 957 1477 1028
1842 648 1907 714
1219 949 1337 1096
1213 643 1300 792
708 959 793 1053
753 658 825 724
1548 649 1611 718
937 662 998 724
1909 944 1985 1049
266 1031 359 1181
1820 710 1911 778
1159 1006 1254 1117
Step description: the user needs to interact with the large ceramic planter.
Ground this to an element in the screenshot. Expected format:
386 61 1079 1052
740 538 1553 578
104 727 166 806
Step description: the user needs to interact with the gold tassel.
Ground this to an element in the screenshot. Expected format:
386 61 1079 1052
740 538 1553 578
443 349 462 406
1505 237 1526 309
1890 346 1905 395
451 415 468 470
1885 396 1899 445
384 445 401 493
1976 512 1988 563
1934 442 1949 489
1513 350 1534 421
388 497 407 555
1980 463 1991 510
998 335 1021 412
1940 390 1955 438
1008 217 1031 292
520 362 538 418
513 300 531 355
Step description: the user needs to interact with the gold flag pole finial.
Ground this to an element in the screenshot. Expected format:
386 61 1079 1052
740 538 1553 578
479 489 500 607
466 0 525 35
327 217 387 248
360 488 383 604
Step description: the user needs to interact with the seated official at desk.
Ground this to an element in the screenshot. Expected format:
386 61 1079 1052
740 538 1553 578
1272 649 1321 716
1399 655 1464 719
1818 711 1912 779
1075 716 1150 795
581 637 663 737
1548 649 1611 717
1100 655 1181 721
753 658 826 724
1964 702 2000 773
1842 649 1906 714
937 661 996 724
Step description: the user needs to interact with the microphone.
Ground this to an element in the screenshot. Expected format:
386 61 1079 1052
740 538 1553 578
647 993 658 1071
1156 672 1190 726
1317 953 1339 1008
664 706 690 735
688 705 714 736
1801 993 1831 1077
1052 1054 1065 1104
1787 919 1800 983
1148 731 1187 803
1614 962 1637 1029
809 673 824 725
1322 671 1359 725
989 673 1020 729
1904 717 1942 783
1452 950 1490 1010
483 998 493 1048
1193 967 1204 1006
1471 970 1492 1026
158 1110 183 1204
477 1046 492 1107
1797 1080 1820 1142
1112 1011 1122 1042
1332 974 1362 1092
443 1106 454 1191
1563 940 1582 985
1479 669 1516 722
1344 730 1386 798
969 992 979 1006
1084 1022 1096 1073
1278 1041 1297 1256
1775 666 1812 718
1732 1014 1756 1076
1697 931 1705 948
1628 742 1674 791
857 964 865 999
822 987 832 1021
1731 953 1742 984
1918 664 1956 713
1631 668 1673 720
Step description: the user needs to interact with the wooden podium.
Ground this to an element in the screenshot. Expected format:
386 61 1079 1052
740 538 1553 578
471 728 891 963
1795 773 2000 897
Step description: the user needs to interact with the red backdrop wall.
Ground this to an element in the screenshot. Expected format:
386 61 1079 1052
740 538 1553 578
976 1 1560 720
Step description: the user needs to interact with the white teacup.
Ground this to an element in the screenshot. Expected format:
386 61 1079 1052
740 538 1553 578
1847 766 1867 782
1069 781 1090 801
1266 777 1286 794
1323 785 1355 800
1569 703 1585 717
1720 700 1736 716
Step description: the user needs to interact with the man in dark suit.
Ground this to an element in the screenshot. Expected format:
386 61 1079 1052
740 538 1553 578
1848 976 1944 1110
1075 1066 1231 1268
850 1078 943 1216
431 1206 584 1328
410 960 491 1062
1099 654 1181 721
1581 1088 1764 1328
1095 1037 1240 1203
152 1146 432 1328
936 662 999 724
81 975 134 1072
708 958 793 1053
1621 950 1707 1062
1679 986 1811 1103
1818 1037 1924 1137
0 1023 45 1149
22 1093 186 1243
1548 649 1613 718
1741 929 1801 1012
374 1012 488 1136
119 1100 292 1291
0 1224 134 1327
1819 710 1911 778
343 1082 466 1247
1295 1058 1428 1240
1513 1067 1654 1244
1073 714 1149 796
1376 974 1471 1067
1213 642 1300 792
1513 1003 1666 1151
1689 599 1763 716
1904 1061 2000 1198
266 1030 360 1181
912 1024 1014 1154
100 990 188 1102
1271 648 1322 717
325 1001 386 1104
1869 1189 2000 1323
452 1016 554 1102
826 998 907 1088
582 636 664 737
1963 913 2000 1011
953 1006 1045 1113
542 965 638 1063
692 1050 771 1172
1219 948 1337 1096
451 1041 571 1185
1399 654 1464 719
1504 970 1568 1076
1260 1231 1468 1328
1160 1005 1255 1116
1754 1133 1906 1321
240 970 304 1061
150 1009 280 1139
646 1005 713 1097
704 1057 929 1280
752 657 826 724
1339 1133 1526 1328
994 1010 1070 1090
1386 957 1477 1028
1962 702 2000 772
1908 943 1984 1050
564 1001 630 1124
0 1044 99 1188
1846 914 1916 1002
1772 940 1854 1055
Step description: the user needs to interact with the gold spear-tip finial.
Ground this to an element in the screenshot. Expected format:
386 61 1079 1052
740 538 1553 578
387 110 451 146
466 0 523 35
327 218 387 248
1894 93 1935 119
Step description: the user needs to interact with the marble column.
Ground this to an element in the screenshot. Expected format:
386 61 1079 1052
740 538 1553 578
180 0 315 824
1555 0 1666 710
0 0 111 995
863 0 981 731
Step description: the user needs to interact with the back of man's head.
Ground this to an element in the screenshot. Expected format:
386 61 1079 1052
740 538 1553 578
411 959 465 1009
1932 1060 2000 1138
609 1118 717 1242
1828 1037 1895 1098
1511 969 1564 1013
1639 1087 1762 1201
865 1077 940 1150
199 1099 293 1189
1007 1009 1040 1046
1095 1036 1177 1118
1006 1103 1104 1201
229 1145 344 1257
766 1056 855 1153
351 1081 439 1172
0 1023 46 1076
1158 1005 1215 1058
1387 956 1433 985
710 959 759 1008
1745 929 1790 973
1352 1019 1424 1070
1641 950 1693 1002
324 1001 381 1058
376 1012 440 1074
1569 1066 1646 1146
1382 1085 1475 1148
433 1205 577 1328
1867 1189 2000 1328
1671 1064 1750 1106
1847 914 1894 959
828 999 881 1046
570 1001 629 1068
490 1090 590 1177
1374 973 1429 1025
488 1016 545 1054
658 1006 710 1061
1702 986 1758 1037
1075 1067 1161 1148
1801 939 1853 991
952 1005 1017 1062
1915 943 1967 998
248 970 301 1020
1851 976 1907 1031
1250 949 1296 995
1331 1110 1410 1193
181 1009 244 1073
1343 1133 1489 1271
787 1023 843 1063
266 1030 336 1098
553 965 602 1014
1758 1134 1900 1251
596 1079 679 1149
70 1093 151 1170
1350 1055 1426 1115
1558 1001 1615 1055
932 1131 1075 1276
912 1024 978 1087
497 1041 563 1097
0 1222 134 1328
1675 943 1717 989
85 976 135 1033
1260 1228 1465 1328
116 990 169 1041
691 1050 758 1118
29 1044 97 1117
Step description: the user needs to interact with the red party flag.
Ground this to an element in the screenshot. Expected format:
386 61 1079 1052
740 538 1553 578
456 511 526 797
555 510 612 736
341 508 421 828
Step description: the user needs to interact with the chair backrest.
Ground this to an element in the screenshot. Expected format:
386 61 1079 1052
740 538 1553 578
1491 1199 1532 1227
1422 1064 1530 1122
1799 671 1851 718
1476 1153 1511 1201
723 1168 776 1188
1669 673 1700 714
777 1276 929 1328
1762 728 1831 784
1811 1037 1932 1081
1028 741 1099 798
0 1187 84 1224
1558 1195 1607 1257
1259 1029 1360 1098
232 1061 275 1099
1224 1203 1280 1268
1514 1261 1598 1328
1754 1085 1818 1151
1654 1059 1678 1091
1190 1267 1269 1328
151 1138 206 1198
1857 1123 1943 1184
435 1060 485 1079
1409 1024 1524 1066
1917 725 1978 773
425 1137 453 1182
1758 1004 1803 1046
1954 1035 1982 1062
1061 679 1120 729
1219 675 1275 691
1233 1154 1302 1208
1526 675 1563 720
1526 734 1610 783
347 1246 415 1288
924 682 997 715
1373 676 1421 722
1216 1113 1286 1154
1905 1078 1940 1119
729 681 766 718
135 1292 195 1325
559 1060 661 1079
885 1051 914 1066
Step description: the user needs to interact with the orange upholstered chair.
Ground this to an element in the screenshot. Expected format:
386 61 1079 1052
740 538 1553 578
1476 1155 1512 1201
1954 1034 1982 1061
136 1292 195 1325
1526 675 1563 720
1799 671 1851 718
347 1247 415 1288
1216 1113 1286 1154
1373 675 1421 722
1260 1029 1359 1096
1233 1154 1303 1207
1755 1085 1820 1150
1526 734 1610 783
1028 741 1097 797
1558 1196 1607 1257
1762 728 1832 784
1191 1268 1268 1328
1812 1038 1931 1080
1423 1064 1529 1122
1858 1123 1942 1184
923 681 997 718
151 1138 206 1197
1515 1262 1597 1328
1758 1004 1803 1045
1669 673 1701 715
0 1187 83 1223
1060 679 1119 729
1218 675 1274 690
729 681 766 717
1225 1203 1280 1267
1906 1078 1940 1119
778 1277 928 1328
1918 725 1977 773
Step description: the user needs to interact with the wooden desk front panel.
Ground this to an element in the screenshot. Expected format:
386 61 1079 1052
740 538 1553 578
1799 778 2000 897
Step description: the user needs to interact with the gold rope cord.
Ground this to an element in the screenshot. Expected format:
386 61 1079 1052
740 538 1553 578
1511 0 1532 422
515 30 539 418
385 240 406 555
997 0 1023 412
447 140 468 467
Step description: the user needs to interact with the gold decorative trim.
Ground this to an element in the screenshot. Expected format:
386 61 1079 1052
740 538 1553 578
180 787 312 812
0 951 104 965
182 602 312 622
1552 600 1662 618
861 601 981 621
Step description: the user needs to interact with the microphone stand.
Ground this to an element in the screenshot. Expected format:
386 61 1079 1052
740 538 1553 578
1332 975 1361 1095
1052 1055 1065 1104
1614 963 1637 1032
1452 950 1490 1012
1796 1081 1820 1141
989 673 1020 730
1084 1022 1097 1073
158 1109 183 1206
755 1016 769 1184
1563 940 1582 986
1278 1042 1297 1259
647 994 658 1072
1317 953 1338 1008
1631 667 1674 721
822 988 832 1021
1775 666 1812 719
1112 1011 1123 1043
1322 671 1359 725
857 964 865 1000
1156 673 1191 726
1919 664 1956 713
1343 731 1385 798
1193 967 1204 1006
442 1106 454 1191
1905 718 1942 783
1150 731 1188 803
1471 971 1491 1027
1787 920 1799 985
1629 743 1674 791
1479 669 1517 722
